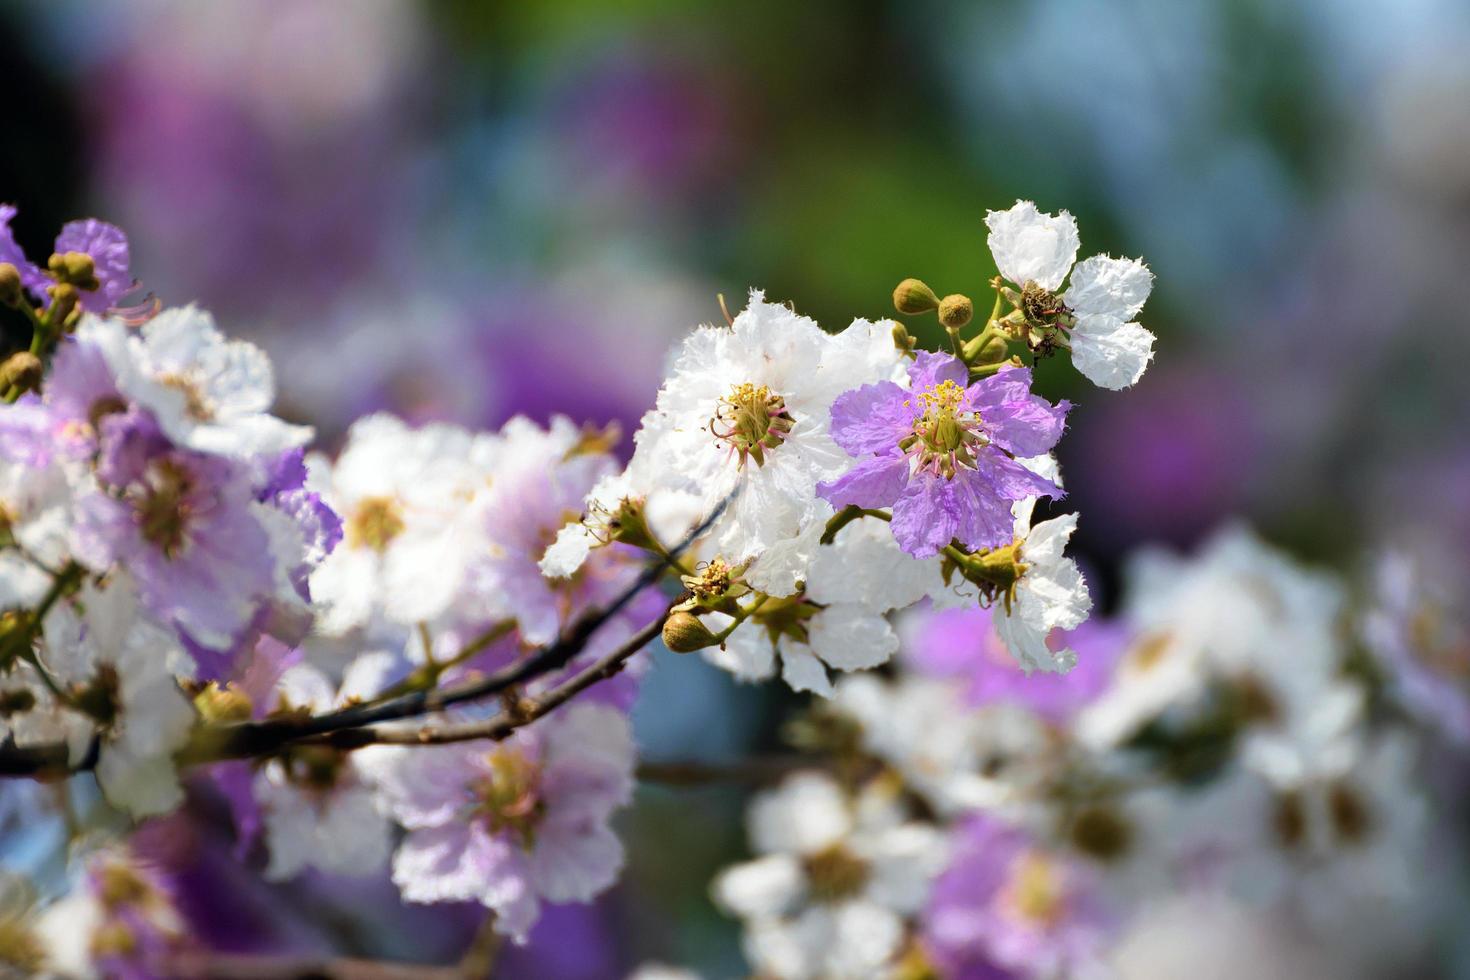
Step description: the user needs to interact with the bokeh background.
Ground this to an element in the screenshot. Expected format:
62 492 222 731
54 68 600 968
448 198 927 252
2 0 1468 975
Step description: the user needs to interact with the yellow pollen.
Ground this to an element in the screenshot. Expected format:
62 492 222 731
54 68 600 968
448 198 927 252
347 496 405 553
1002 852 1065 925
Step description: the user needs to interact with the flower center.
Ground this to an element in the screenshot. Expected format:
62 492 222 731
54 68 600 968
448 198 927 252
282 745 351 793
1018 281 1074 358
135 459 197 559
1328 782 1372 846
1000 852 1065 925
803 844 870 903
72 664 122 731
157 371 215 421
473 747 544 847
711 383 794 468
346 496 405 553
901 380 987 480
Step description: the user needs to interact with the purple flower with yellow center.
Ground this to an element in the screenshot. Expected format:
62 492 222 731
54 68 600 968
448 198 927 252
818 352 1069 558
71 409 273 650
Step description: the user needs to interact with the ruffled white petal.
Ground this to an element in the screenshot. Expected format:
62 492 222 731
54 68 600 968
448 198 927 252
1069 314 1156 390
985 200 1080 292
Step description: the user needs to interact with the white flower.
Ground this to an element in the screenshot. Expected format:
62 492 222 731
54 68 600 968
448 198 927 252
95 306 313 455
0 456 72 611
712 771 946 980
34 574 197 817
701 515 954 697
986 200 1156 389
633 291 903 570
308 414 499 634
254 654 394 881
1075 525 1344 750
993 511 1092 675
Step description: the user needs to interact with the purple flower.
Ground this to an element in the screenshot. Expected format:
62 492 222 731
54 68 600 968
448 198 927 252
904 606 1125 723
818 353 1068 557
365 702 636 942
0 204 134 312
922 816 1114 979
0 318 131 466
71 409 274 650
54 219 135 312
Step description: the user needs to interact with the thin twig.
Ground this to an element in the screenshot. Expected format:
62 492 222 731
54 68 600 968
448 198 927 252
0 498 730 779
299 605 671 750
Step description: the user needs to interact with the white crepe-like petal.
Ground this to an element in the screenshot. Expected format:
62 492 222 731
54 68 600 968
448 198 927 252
539 522 594 578
994 515 1091 674
712 854 807 918
1064 254 1154 320
748 771 851 855
780 640 835 698
808 605 897 672
699 616 777 681
1069 314 1156 390
985 200 1080 292
529 818 624 903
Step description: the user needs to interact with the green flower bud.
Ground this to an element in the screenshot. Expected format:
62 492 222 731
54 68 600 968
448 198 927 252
892 278 939 315
890 320 916 354
0 352 42 394
970 335 1010 365
938 294 973 330
662 611 720 653
0 263 21 307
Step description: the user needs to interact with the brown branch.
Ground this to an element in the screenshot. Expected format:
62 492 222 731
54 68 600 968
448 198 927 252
296 604 670 750
0 498 730 780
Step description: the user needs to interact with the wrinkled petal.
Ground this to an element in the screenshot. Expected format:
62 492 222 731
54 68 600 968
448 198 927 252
1069 315 1155 390
1064 254 1153 320
817 454 910 510
985 200 1079 291
827 380 914 456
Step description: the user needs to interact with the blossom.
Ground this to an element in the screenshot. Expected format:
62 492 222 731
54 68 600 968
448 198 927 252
902 605 1125 721
0 456 72 611
307 413 499 634
253 655 394 881
712 771 947 980
629 291 903 568
362 702 636 942
1362 548 1470 745
921 815 1115 980
990 510 1093 675
462 415 626 646
71 409 275 651
34 848 186 980
0 205 134 313
100 305 313 457
33 575 197 817
818 352 1067 558
1075 525 1345 750
986 200 1156 389
698 516 962 697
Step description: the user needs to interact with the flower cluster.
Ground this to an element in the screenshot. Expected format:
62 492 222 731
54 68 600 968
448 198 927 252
702 526 1449 978
50 197 1468 980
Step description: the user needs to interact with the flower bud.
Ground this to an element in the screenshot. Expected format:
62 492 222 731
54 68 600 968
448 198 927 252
938 294 973 329
47 251 99 291
892 278 939 315
964 334 1009 365
193 682 253 724
662 611 720 653
46 282 79 324
0 263 21 307
0 352 42 393
890 321 915 354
